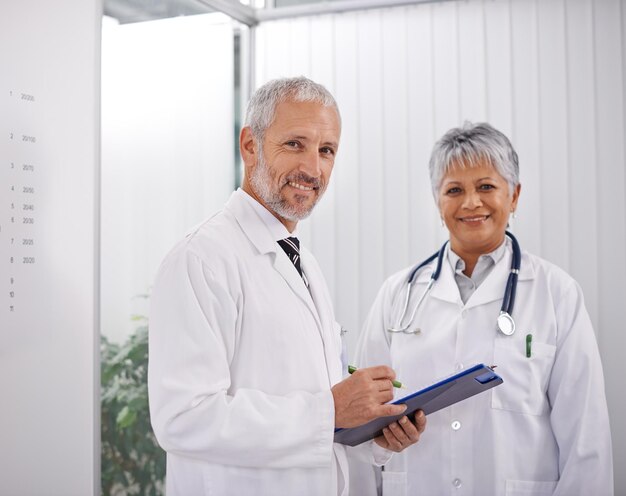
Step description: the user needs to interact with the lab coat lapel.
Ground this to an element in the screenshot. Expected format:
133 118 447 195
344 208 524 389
428 253 463 305
414 240 536 310
302 248 342 385
273 252 322 328
463 243 535 310
463 250 511 309
226 191 322 329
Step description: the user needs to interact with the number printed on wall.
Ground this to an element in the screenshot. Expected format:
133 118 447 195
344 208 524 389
2 86 41 317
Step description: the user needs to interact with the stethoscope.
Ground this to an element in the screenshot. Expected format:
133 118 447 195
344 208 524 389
387 231 521 336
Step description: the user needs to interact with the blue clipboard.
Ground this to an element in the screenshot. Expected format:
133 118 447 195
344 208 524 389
333 363 502 446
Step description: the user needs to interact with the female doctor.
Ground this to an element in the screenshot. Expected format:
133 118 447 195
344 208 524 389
353 122 613 496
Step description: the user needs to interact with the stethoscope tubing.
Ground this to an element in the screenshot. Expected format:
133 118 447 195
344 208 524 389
500 231 521 317
388 243 447 333
388 231 521 335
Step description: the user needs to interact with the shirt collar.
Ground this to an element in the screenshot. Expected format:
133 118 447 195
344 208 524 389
238 188 297 242
447 237 509 274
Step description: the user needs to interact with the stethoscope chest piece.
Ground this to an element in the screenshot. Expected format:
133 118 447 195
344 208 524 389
388 231 521 337
497 311 516 336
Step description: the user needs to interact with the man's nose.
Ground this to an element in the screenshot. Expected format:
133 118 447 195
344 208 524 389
298 149 322 178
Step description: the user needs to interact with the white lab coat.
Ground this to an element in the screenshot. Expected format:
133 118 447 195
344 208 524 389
148 189 350 495
352 240 613 496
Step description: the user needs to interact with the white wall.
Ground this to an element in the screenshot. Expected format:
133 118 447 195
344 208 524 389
0 0 100 494
101 14 235 344
255 0 625 492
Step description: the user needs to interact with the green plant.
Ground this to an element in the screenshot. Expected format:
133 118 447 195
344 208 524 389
101 316 165 495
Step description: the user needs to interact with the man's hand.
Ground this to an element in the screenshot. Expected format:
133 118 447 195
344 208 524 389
331 365 407 428
374 410 427 452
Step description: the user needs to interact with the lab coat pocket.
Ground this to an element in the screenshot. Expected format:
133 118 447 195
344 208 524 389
381 471 407 496
492 340 556 416
505 479 557 496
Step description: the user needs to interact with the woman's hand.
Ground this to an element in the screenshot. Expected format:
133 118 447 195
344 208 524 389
374 410 427 452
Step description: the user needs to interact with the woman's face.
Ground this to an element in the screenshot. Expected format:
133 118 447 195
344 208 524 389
438 159 520 259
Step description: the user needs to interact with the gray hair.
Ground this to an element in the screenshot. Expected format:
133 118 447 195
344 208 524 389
428 122 519 199
244 76 341 141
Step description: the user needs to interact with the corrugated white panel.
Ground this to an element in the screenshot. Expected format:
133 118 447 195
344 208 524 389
432 2 462 136
406 4 440 261
333 13 362 338
356 9 387 318
484 0 514 134
263 19 292 81
254 2 626 488
510 0 542 254
381 7 411 276
593 0 626 493
458 0 487 122
288 16 311 76
565 0 599 325
537 0 571 267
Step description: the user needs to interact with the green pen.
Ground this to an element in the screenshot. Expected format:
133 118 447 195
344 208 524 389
348 365 406 389
526 334 532 358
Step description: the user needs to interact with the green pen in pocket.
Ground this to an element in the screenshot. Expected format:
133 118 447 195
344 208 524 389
526 334 533 358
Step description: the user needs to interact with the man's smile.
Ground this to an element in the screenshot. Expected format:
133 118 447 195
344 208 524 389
287 181 316 191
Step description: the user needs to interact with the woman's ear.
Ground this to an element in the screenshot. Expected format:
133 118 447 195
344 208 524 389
511 183 521 211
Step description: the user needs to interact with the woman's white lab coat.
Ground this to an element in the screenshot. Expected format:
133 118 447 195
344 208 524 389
148 190 350 495
353 241 613 496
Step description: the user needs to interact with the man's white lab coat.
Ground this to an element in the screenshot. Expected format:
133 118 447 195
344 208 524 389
352 241 613 496
148 189 349 495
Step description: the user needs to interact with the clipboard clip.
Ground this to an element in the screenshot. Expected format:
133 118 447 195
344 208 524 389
475 370 500 384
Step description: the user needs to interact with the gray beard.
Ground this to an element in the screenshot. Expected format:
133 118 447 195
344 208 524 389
249 153 325 221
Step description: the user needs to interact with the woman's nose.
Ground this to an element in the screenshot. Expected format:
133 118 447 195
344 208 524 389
463 190 482 209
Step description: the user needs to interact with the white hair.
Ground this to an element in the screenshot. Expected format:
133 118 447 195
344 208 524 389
428 122 520 199
244 76 341 141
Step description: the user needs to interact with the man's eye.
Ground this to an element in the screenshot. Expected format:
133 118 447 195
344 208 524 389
285 141 300 148
320 147 335 155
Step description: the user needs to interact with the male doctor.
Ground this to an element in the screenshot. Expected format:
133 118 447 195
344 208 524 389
148 76 426 495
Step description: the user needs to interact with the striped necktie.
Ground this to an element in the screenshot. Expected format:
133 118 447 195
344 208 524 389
278 237 304 280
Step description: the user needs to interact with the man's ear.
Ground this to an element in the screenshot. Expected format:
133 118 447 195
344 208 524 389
240 127 258 171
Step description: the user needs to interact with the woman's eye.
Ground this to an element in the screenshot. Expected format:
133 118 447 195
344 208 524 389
285 141 300 148
479 184 495 190
446 187 461 195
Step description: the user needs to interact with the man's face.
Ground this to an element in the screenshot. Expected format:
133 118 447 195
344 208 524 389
245 100 340 229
